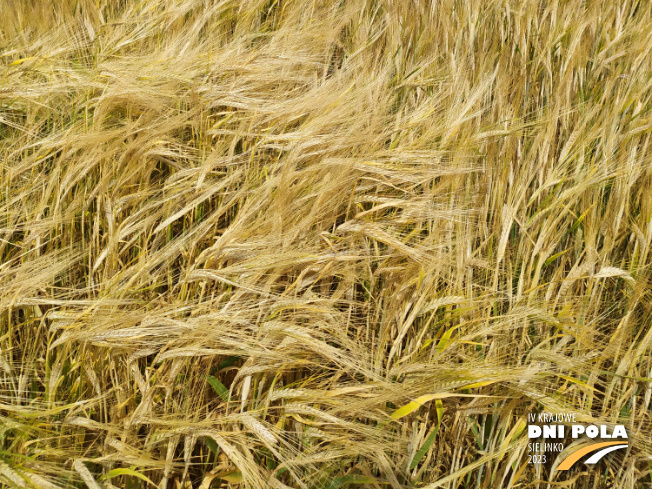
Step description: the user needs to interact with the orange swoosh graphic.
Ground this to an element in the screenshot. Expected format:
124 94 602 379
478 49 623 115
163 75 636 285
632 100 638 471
557 441 627 471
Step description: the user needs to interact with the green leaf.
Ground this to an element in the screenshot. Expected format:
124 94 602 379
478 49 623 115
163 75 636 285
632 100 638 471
544 248 570 266
99 468 155 486
390 393 492 420
205 437 219 456
207 375 229 401
216 469 242 483
437 325 462 353
435 399 444 423
410 422 440 469
218 356 239 370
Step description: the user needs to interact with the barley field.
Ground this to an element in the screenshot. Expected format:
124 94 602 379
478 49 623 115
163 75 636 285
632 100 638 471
1 0 651 488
